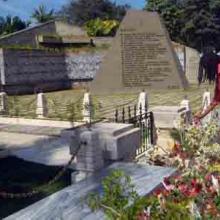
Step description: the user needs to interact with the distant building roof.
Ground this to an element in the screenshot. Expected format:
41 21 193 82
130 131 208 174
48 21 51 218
0 20 56 40
0 20 88 47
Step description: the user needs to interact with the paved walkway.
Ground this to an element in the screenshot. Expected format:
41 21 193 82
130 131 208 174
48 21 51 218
0 124 73 166
0 123 65 136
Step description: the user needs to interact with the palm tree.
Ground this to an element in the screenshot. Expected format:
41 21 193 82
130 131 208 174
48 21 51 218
32 5 55 23
0 16 28 35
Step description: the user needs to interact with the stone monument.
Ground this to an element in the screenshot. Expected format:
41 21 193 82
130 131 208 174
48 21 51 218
90 10 188 94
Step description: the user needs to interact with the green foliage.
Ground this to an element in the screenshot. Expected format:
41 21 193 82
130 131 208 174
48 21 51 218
65 102 76 123
58 0 130 26
214 195 220 211
9 96 20 117
146 0 167 12
135 197 191 220
32 4 55 23
145 0 220 52
85 18 119 37
0 16 29 36
87 170 138 219
146 0 183 44
87 170 192 219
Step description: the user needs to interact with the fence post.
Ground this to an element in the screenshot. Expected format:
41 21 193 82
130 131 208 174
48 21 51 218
139 103 142 122
122 107 125 123
115 109 118 122
36 92 48 118
133 105 136 123
128 106 131 123
82 91 92 123
137 90 148 116
0 92 7 115
150 112 155 145
202 90 212 122
180 95 192 125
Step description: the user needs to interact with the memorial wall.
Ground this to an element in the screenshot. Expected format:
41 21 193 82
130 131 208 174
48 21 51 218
0 48 103 94
91 10 189 94
121 30 174 87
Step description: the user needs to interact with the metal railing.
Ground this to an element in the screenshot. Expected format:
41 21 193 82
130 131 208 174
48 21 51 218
114 104 156 157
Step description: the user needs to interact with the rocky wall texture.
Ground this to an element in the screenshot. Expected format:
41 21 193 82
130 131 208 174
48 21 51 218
0 48 104 94
65 53 103 80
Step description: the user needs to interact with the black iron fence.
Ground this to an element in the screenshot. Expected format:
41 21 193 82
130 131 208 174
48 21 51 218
114 104 156 157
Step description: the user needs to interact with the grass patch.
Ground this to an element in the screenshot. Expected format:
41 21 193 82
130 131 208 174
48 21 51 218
5 83 216 120
0 156 71 219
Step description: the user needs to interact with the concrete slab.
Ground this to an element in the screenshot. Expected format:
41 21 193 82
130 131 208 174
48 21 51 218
4 162 176 220
150 106 184 128
66 123 141 161
0 132 71 166
0 117 83 128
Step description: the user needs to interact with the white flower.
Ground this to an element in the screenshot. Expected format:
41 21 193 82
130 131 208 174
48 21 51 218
211 175 220 195
189 201 201 219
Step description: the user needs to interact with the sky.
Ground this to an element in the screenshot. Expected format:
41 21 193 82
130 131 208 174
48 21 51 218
0 0 145 21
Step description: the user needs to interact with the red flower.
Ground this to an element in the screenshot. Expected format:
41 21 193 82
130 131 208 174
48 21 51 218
205 174 212 182
188 188 201 197
154 189 162 196
178 184 188 194
191 179 197 187
173 142 181 154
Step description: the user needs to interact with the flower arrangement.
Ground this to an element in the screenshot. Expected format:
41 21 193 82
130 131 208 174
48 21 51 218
137 170 220 219
88 122 220 219
135 121 220 219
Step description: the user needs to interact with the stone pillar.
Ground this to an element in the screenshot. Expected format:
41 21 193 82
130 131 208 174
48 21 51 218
76 130 104 171
0 92 7 114
36 92 48 118
137 90 148 115
202 90 212 123
71 129 104 183
180 96 192 125
82 92 92 123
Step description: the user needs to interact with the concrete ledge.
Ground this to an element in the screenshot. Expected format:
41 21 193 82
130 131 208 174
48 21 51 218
4 162 176 220
150 106 182 129
0 117 83 128
65 123 141 161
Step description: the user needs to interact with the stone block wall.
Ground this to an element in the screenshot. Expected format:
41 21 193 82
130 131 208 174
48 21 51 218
0 48 104 94
1 48 68 93
185 46 200 84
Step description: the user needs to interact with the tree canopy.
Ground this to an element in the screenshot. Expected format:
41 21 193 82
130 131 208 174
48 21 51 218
146 0 220 52
58 0 130 26
32 4 55 23
0 16 29 36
